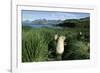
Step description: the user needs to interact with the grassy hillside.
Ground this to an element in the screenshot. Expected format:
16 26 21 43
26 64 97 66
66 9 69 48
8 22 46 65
56 17 90 28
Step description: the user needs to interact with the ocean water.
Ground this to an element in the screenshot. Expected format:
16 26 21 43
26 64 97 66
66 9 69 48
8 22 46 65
27 24 62 29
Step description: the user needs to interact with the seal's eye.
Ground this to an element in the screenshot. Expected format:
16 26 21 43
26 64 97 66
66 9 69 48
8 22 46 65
62 36 66 40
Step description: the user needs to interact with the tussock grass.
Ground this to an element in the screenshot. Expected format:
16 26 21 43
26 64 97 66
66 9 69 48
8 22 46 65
22 26 90 62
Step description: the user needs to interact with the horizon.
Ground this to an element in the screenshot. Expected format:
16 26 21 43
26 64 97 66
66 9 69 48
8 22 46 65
23 17 89 22
22 10 90 21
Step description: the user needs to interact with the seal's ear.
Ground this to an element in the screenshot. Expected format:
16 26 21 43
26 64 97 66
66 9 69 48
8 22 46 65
62 36 66 40
54 34 58 40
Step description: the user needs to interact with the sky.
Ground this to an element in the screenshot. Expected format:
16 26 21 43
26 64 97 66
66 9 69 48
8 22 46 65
22 10 90 21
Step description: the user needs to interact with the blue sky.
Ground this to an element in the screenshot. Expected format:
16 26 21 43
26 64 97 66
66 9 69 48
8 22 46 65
22 10 90 21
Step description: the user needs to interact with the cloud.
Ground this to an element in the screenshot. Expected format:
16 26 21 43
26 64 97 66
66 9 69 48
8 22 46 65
22 10 90 21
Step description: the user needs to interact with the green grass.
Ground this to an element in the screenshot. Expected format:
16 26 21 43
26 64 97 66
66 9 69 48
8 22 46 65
22 26 90 62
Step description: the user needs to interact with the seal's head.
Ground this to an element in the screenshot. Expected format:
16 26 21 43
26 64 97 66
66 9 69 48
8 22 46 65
54 34 58 40
59 36 66 41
